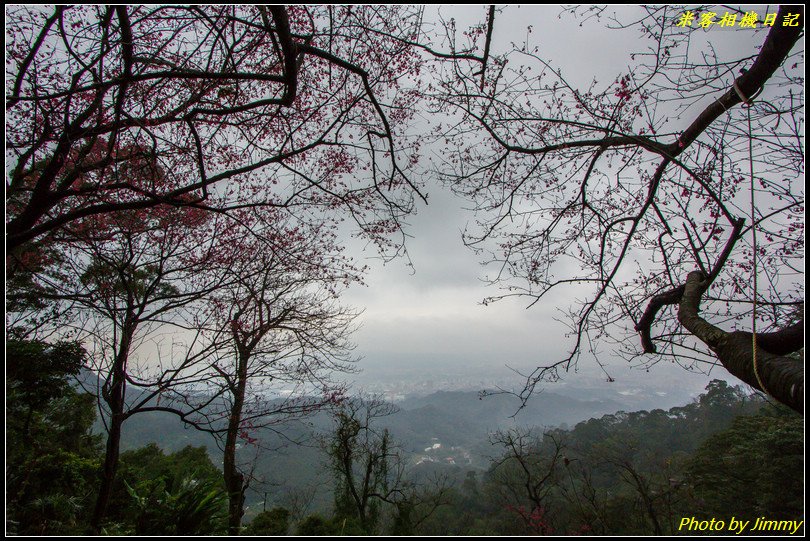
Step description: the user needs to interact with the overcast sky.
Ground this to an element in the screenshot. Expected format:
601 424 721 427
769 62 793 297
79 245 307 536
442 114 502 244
337 5 769 400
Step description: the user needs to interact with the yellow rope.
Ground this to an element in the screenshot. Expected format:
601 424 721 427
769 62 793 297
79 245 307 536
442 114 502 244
745 95 768 396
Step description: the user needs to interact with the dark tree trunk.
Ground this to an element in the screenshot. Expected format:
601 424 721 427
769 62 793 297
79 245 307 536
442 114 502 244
90 348 129 531
91 408 124 532
678 271 804 414
89 315 137 532
224 347 249 536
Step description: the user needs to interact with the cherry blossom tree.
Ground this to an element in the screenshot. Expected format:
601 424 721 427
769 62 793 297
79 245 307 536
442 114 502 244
42 202 230 530
6 5 426 256
170 214 362 535
28 194 364 532
5 5 500 533
432 6 804 412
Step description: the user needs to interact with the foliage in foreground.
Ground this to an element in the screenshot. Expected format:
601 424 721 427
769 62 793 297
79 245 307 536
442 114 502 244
6 335 802 536
412 382 803 536
6 338 228 535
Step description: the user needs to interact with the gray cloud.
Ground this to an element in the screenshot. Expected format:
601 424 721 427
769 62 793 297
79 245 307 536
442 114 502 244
340 5 757 400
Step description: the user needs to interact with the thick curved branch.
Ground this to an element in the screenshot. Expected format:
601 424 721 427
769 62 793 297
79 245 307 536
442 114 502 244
670 5 804 154
636 217 745 353
635 284 685 353
755 321 804 356
678 271 803 414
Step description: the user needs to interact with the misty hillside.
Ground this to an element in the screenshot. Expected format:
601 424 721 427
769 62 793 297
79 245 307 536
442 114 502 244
110 385 630 456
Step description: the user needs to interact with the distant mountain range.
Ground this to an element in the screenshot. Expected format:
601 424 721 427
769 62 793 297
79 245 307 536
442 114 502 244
388 389 626 451
107 386 631 456
79 368 704 516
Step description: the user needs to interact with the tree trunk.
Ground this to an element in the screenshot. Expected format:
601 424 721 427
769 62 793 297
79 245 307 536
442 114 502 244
90 317 136 532
678 271 804 414
224 348 249 535
90 352 128 531
91 407 124 532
